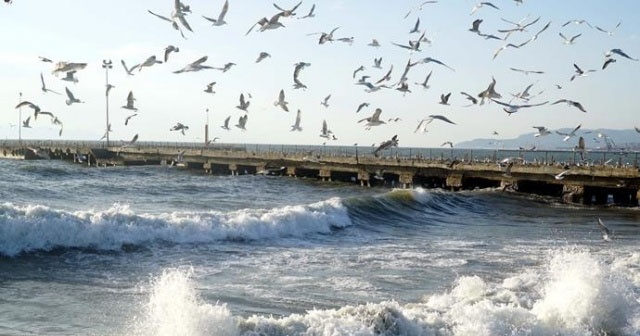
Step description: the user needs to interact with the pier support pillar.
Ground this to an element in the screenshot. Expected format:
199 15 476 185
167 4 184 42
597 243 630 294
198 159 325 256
286 166 297 177
446 173 463 191
399 172 414 189
357 170 370 187
319 168 332 182
562 184 585 204
203 162 212 174
229 163 237 176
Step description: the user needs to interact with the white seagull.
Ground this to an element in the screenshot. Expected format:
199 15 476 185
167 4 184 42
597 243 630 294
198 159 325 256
40 73 60 95
173 56 213 73
121 91 138 111
274 89 289 112
65 87 84 105
202 0 229 26
291 109 303 131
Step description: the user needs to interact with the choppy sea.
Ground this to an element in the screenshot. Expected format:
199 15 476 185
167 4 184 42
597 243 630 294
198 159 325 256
0 158 638 336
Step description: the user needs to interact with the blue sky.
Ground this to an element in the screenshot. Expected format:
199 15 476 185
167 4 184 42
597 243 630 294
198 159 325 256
1 0 639 148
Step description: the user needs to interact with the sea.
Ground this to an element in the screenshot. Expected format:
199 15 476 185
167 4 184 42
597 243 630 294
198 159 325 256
0 157 639 336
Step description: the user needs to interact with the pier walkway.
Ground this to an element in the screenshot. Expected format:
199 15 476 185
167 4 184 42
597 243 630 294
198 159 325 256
2 140 640 206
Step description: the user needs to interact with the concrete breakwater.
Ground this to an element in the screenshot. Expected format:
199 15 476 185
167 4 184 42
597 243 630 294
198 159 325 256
2 140 640 206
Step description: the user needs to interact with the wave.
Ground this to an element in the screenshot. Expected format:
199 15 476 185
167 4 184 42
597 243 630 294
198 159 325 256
0 199 351 257
126 248 640 336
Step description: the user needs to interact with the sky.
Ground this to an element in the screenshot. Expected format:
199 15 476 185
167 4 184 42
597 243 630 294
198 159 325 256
1 0 639 148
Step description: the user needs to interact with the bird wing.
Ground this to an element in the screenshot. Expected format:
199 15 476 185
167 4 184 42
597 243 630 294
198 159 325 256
148 10 172 22
65 87 75 100
219 0 229 20
429 114 456 124
371 108 382 121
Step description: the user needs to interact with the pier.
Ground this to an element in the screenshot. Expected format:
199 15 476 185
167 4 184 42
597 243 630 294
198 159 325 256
2 140 640 206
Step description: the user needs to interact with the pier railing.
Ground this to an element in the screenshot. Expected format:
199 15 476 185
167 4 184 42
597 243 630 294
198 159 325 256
1 139 638 168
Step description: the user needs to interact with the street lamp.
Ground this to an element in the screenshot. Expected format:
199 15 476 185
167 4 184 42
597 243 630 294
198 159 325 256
18 92 22 144
102 60 113 147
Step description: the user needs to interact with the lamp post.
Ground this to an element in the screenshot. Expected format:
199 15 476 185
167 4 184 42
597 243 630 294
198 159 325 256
18 92 22 144
102 60 113 147
205 108 209 145
354 143 359 164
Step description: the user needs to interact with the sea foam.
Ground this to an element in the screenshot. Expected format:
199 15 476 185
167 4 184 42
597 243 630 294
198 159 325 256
0 198 351 257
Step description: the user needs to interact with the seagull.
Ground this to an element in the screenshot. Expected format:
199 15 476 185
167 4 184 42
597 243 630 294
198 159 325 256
221 116 231 130
274 89 289 112
373 135 399 156
559 32 581 45
121 91 138 111
409 17 421 34
164 45 180 62
174 56 213 73
415 71 432 89
38 56 53 63
375 65 393 84
492 99 548 115
396 82 411 96
469 18 483 33
360 81 389 93
215 62 236 72
51 62 87 76
602 58 617 70
147 9 187 39
40 73 60 95
439 92 451 105
392 31 427 52
246 13 285 35
420 57 455 71
403 1 438 19
321 94 331 108
202 0 229 26
121 60 140 76
319 120 336 140
368 39 380 47
298 4 315 19
236 93 250 112
493 42 522 59
552 99 587 112
61 71 79 83
597 218 612 241
605 48 638 61
460 92 478 105
470 2 499 15
498 16 540 38
414 115 456 133
555 124 582 141
441 141 453 148
510 67 545 75
124 113 138 126
478 77 501 105
351 65 366 79
170 122 190 135
373 57 382 69
204 82 216 94
533 126 551 137
121 134 139 148
274 1 303 17
291 109 303 131
64 87 84 105
511 83 537 101
570 63 596 81
235 114 248 130
293 61 310 89
256 52 271 63
16 101 42 117
138 55 163 72
357 102 369 113
358 108 386 129
595 21 621 36
21 116 33 128
561 19 592 28
311 26 340 44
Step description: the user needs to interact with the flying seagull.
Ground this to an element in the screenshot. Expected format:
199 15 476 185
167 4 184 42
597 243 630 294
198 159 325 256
124 113 138 126
291 109 302 131
356 102 369 113
274 1 303 17
559 32 581 45
439 92 451 105
121 60 140 76
555 124 582 141
121 134 139 148
358 108 386 129
164 45 180 62
256 52 271 63
403 1 438 19
533 126 551 137
415 71 432 89
65 87 84 105
235 114 248 130
202 0 229 26
236 93 250 112
40 73 60 95
605 48 638 61
470 2 500 15
138 55 163 72
293 61 311 89
174 56 213 73
570 63 596 81
221 116 231 130
274 89 289 112
552 99 587 112
320 120 336 140
204 82 216 94
492 99 548 115
121 91 138 111
246 13 285 35
298 4 316 19
414 115 456 133
61 71 79 83
478 77 501 105
321 94 331 108
15 101 41 114
373 135 399 156
170 122 189 135
420 57 455 71
510 67 545 75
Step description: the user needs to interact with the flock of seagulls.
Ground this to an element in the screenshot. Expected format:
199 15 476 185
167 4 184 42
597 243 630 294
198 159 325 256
8 0 639 154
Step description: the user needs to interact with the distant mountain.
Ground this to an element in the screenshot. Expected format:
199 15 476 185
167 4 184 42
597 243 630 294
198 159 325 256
456 128 640 150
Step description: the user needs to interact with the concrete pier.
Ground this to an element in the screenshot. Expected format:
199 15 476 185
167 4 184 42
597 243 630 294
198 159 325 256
2 140 640 206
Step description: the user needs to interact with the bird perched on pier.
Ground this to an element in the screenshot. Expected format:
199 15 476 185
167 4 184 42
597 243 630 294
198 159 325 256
170 122 189 135
121 91 138 111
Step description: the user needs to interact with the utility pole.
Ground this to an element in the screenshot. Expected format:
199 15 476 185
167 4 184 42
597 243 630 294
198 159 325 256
102 60 113 147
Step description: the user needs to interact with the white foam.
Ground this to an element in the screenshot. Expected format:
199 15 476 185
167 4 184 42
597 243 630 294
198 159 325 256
0 198 352 256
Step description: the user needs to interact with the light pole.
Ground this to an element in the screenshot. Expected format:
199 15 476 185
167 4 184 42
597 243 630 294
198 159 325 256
205 108 209 145
102 60 113 147
18 92 22 144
